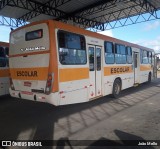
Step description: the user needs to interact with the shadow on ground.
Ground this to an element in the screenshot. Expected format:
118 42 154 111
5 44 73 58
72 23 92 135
0 78 160 149
54 130 155 149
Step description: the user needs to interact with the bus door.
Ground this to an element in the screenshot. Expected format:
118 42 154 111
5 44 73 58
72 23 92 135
133 52 140 84
88 45 102 99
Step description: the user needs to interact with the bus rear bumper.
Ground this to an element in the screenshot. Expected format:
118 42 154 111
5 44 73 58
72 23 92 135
9 88 59 106
9 88 46 102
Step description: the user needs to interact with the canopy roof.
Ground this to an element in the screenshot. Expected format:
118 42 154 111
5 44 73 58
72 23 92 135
0 0 160 31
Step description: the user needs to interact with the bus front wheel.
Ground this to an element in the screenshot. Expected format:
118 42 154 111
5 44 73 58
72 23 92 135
112 79 121 98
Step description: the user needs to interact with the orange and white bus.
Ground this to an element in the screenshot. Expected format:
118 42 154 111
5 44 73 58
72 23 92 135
0 41 9 96
9 20 155 106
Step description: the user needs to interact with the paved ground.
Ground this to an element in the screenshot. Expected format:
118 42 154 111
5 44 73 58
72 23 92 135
0 74 160 149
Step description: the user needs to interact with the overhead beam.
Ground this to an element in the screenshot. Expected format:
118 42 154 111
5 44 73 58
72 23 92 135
56 0 131 31
86 0 160 31
0 0 160 30
0 15 18 27
6 0 102 30
7 0 66 18
17 0 72 24
45 0 72 8
56 0 111 21
0 0 9 10
89 9 160 31
132 0 157 14
73 0 124 18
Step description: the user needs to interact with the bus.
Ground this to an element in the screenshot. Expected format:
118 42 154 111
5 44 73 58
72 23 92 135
0 41 9 96
9 20 155 106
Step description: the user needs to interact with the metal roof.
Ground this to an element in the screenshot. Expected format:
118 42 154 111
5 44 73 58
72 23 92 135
0 0 160 31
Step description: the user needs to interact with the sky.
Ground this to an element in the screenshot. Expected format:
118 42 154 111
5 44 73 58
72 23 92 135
0 14 160 55
98 19 160 54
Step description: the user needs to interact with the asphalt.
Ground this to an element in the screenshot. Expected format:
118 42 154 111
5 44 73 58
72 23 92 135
0 74 160 149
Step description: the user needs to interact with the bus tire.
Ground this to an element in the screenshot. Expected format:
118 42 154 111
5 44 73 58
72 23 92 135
112 79 121 98
148 73 151 83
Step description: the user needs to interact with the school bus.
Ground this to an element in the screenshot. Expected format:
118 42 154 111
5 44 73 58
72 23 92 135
0 42 9 96
9 20 155 106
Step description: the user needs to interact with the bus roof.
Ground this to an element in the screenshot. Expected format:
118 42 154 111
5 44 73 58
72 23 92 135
11 20 154 52
0 41 9 47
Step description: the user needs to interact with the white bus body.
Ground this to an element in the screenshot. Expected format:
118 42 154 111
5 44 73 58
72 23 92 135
9 20 155 106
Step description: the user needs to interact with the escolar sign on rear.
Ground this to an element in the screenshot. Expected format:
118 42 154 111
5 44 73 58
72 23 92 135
9 23 50 93
17 71 38 77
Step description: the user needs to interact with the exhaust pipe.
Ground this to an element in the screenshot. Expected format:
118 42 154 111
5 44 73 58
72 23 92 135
18 93 21 98
34 95 37 101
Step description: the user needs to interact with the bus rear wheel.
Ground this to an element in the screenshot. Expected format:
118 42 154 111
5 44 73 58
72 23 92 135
112 79 121 98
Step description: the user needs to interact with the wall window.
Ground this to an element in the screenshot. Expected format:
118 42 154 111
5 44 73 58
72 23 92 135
115 44 126 64
126 46 132 64
104 41 114 64
58 31 86 65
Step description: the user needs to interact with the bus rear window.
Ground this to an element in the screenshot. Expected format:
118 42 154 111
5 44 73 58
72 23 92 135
25 29 43 41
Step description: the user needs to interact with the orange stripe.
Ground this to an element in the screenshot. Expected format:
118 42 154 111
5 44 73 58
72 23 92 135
0 69 9 77
140 65 152 71
104 66 133 76
10 67 48 80
59 68 89 82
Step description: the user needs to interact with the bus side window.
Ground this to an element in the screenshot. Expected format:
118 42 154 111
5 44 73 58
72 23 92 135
58 32 66 48
0 47 6 67
104 41 114 64
140 49 143 63
126 46 132 64
5 47 9 57
58 30 87 65
0 46 5 57
142 50 149 64
115 44 126 64
5 47 9 66
0 59 6 67
148 52 152 64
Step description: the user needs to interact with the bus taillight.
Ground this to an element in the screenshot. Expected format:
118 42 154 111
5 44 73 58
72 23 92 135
45 73 53 95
